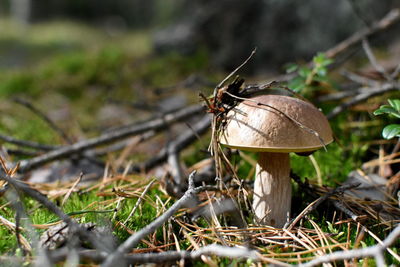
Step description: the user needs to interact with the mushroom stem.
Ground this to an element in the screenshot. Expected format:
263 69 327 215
253 152 291 227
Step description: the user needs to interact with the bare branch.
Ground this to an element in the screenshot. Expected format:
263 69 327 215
324 9 400 59
18 105 205 173
49 244 265 265
273 8 400 83
0 134 58 151
391 63 400 79
128 115 211 173
326 82 400 119
90 131 156 157
341 70 380 87
331 200 359 221
102 171 219 266
361 39 392 81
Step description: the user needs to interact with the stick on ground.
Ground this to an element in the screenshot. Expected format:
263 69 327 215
49 244 263 265
18 105 204 173
326 82 399 119
101 171 218 266
128 115 211 173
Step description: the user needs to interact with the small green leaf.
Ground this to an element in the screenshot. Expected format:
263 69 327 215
313 53 325 64
322 58 333 67
285 63 298 73
298 66 311 78
313 53 333 67
382 124 400 139
373 105 397 116
391 113 400 119
288 76 306 92
388 99 400 112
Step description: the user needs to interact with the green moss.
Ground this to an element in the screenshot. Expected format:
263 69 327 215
0 228 17 253
291 142 361 186
0 72 39 97
135 49 209 88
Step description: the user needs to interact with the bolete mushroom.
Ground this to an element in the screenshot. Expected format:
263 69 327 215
220 94 333 227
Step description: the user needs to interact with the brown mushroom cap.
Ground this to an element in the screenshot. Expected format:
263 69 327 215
220 95 333 152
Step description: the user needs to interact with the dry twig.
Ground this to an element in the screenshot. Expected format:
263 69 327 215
49 244 262 265
326 81 399 119
324 9 400 58
128 114 210 173
102 171 218 266
0 134 58 151
18 104 204 173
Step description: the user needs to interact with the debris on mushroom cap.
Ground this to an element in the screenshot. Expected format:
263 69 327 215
220 94 333 152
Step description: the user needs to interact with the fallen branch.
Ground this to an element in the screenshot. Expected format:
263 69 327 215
48 244 264 265
90 131 156 157
341 70 381 87
324 9 400 59
18 104 204 173
361 39 393 82
331 200 359 221
101 171 217 266
0 134 58 151
326 82 399 119
273 8 400 83
128 115 211 173
4 148 40 157
316 71 380 103
167 115 211 195
4 189 33 254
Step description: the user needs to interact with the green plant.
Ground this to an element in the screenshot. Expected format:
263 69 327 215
374 99 400 139
286 52 334 94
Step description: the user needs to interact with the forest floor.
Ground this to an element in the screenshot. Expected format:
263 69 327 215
0 16 400 266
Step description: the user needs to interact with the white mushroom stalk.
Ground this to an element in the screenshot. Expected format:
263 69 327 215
220 95 333 227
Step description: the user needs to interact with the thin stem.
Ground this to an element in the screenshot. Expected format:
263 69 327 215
253 152 291 227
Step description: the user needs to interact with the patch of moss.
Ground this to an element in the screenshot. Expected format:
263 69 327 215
0 72 39 98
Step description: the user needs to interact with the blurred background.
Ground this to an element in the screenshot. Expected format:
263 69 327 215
1 0 399 72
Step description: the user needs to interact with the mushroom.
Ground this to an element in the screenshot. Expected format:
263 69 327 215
220 94 333 227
